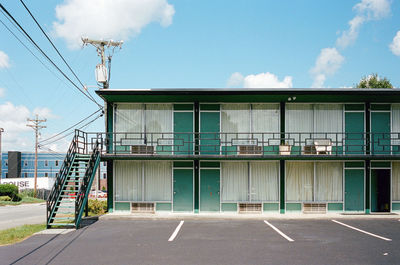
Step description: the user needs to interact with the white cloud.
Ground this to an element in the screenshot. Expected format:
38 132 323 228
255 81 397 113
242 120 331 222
227 72 293 88
227 72 244 87
336 0 391 48
0 102 58 151
0 50 10 69
53 0 175 49
310 48 345 88
243 72 293 88
33 107 58 119
389 31 400 56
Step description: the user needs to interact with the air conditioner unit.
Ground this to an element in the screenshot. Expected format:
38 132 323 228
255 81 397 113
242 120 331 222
131 202 155 213
239 203 262 213
131 145 154 154
238 145 262 155
303 203 327 214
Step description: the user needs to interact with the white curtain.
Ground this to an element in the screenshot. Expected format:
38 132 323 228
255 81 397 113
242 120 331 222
393 162 400 201
393 104 400 132
314 104 343 143
286 162 313 201
115 104 143 133
145 104 173 146
221 104 250 143
144 161 172 201
286 104 313 146
252 104 280 146
221 162 248 201
115 161 142 201
250 162 279 201
315 162 343 201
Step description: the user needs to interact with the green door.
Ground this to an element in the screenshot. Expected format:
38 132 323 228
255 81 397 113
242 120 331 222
200 112 220 155
371 112 390 155
173 169 193 212
200 169 220 211
345 169 364 212
371 169 390 212
174 112 193 155
345 112 364 154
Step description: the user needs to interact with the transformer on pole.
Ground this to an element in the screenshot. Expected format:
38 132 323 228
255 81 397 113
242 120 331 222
81 38 123 89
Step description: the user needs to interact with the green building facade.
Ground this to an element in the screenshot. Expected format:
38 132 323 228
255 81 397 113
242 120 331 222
93 88 400 214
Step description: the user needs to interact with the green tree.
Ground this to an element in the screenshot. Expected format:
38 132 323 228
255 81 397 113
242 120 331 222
356 73 393 88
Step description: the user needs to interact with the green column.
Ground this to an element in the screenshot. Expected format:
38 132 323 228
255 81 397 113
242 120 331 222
280 102 285 214
107 160 113 213
365 160 370 214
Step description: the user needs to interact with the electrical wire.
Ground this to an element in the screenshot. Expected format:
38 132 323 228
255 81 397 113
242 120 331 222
0 4 102 108
39 109 103 145
18 0 100 106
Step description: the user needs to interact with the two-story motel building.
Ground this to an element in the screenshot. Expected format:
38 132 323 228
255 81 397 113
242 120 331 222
86 88 400 215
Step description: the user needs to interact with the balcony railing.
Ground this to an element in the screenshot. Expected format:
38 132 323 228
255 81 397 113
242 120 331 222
75 130 400 157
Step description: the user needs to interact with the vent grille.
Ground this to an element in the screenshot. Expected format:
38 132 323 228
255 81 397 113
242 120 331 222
131 145 154 155
239 203 262 213
238 145 262 155
303 203 327 214
131 203 155 213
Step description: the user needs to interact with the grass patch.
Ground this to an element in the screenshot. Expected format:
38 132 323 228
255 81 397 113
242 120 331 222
0 224 46 246
0 196 45 206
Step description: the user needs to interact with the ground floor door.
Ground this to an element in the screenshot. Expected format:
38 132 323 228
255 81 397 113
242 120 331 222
200 169 220 212
173 169 193 212
345 169 364 211
371 169 390 212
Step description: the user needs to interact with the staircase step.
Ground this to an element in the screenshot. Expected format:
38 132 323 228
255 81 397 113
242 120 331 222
53 217 74 220
49 223 75 227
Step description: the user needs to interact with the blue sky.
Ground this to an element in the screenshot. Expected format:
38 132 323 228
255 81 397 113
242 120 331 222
0 0 399 152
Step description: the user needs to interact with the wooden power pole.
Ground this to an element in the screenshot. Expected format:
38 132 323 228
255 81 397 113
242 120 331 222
27 114 46 196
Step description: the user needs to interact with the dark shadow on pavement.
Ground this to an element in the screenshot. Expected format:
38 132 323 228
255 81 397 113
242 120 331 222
79 216 99 228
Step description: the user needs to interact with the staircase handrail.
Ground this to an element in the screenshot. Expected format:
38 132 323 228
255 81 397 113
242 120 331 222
75 142 100 228
46 132 79 224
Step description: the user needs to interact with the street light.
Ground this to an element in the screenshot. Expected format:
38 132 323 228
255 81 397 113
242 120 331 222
0 128 4 184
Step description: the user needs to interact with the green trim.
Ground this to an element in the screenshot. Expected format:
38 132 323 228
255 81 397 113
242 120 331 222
365 160 370 214
174 104 193 111
107 160 113 213
263 203 279 212
286 203 301 211
328 203 343 211
345 162 364 168
221 203 237 212
156 202 172 211
115 202 130 211
173 161 193 168
371 104 391 111
345 104 364 111
280 160 285 213
392 202 400 211
200 104 220 110
194 160 199 213
371 161 391 168
200 162 220 168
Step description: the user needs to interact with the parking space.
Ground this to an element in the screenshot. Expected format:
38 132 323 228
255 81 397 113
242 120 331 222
1 218 399 265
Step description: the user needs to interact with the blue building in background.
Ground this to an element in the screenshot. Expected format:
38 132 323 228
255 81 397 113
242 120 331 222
1 151 107 190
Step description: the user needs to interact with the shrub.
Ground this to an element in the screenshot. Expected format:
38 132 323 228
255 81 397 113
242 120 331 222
0 184 21 201
19 189 35 198
88 199 107 215
0 195 11 201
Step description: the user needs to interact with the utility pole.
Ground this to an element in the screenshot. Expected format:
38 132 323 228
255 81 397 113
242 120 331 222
81 38 123 89
27 115 46 196
0 128 4 184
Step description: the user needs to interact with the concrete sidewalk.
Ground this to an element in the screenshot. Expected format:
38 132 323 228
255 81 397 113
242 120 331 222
101 211 400 220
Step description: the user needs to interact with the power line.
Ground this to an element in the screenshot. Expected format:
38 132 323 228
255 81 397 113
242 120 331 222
18 0 100 105
39 109 103 145
0 4 102 108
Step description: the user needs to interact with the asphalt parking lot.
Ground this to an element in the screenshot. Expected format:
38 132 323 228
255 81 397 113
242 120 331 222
1 218 399 265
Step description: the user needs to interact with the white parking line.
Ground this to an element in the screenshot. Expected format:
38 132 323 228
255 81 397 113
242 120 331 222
264 220 294 242
168 220 184 242
332 220 392 241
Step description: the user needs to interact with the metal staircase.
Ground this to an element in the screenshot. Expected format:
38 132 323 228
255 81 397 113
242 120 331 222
46 130 101 229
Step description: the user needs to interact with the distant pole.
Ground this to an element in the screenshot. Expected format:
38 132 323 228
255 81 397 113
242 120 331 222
0 128 4 184
27 115 46 196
